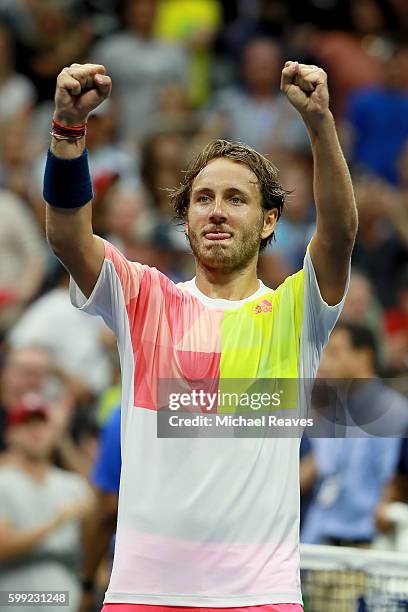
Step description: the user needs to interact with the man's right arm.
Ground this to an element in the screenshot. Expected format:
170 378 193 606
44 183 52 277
0 499 93 562
45 64 112 298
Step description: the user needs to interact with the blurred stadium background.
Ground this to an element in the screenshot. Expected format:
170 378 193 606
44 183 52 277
1 0 408 610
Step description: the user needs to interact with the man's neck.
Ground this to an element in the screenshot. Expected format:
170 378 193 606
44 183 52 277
194 262 260 301
131 28 154 41
354 368 376 379
10 452 50 483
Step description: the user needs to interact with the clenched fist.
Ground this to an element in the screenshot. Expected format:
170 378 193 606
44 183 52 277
54 63 112 126
281 61 330 127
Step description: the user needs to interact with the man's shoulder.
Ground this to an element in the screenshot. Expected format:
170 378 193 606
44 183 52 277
50 467 90 498
0 464 28 489
91 32 140 63
348 87 387 110
372 380 408 406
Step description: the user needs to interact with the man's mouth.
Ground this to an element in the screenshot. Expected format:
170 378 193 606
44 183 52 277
204 231 232 241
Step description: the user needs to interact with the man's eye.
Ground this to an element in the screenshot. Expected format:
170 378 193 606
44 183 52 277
197 195 210 203
231 196 243 204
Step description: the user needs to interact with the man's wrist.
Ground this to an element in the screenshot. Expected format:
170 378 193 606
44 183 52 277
43 148 93 207
50 135 86 160
52 111 88 127
302 109 334 137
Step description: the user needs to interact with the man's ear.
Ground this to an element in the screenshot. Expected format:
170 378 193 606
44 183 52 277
261 208 278 240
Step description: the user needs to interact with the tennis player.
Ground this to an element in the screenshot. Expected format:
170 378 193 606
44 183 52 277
44 61 357 612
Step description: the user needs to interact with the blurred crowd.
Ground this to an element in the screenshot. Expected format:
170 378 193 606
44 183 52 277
1 0 408 610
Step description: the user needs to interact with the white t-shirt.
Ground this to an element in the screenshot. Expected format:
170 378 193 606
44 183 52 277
70 239 346 606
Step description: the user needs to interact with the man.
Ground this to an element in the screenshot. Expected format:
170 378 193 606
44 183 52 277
0 394 93 612
347 42 408 184
43 60 357 610
91 0 187 139
8 263 113 399
207 38 308 154
300 322 408 612
376 438 408 537
301 322 406 546
0 189 46 334
0 345 52 452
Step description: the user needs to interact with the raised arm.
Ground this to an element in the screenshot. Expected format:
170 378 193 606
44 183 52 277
45 63 112 298
281 61 358 305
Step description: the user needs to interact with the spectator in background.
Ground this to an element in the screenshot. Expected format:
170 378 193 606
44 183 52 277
352 177 408 307
0 394 94 612
11 0 93 103
0 23 35 123
205 37 308 154
220 0 291 67
384 265 408 374
263 152 314 285
376 438 408 537
0 115 39 206
299 436 316 528
0 346 51 451
340 270 387 366
80 407 121 612
140 124 191 213
347 42 408 184
311 0 397 115
0 344 99 478
8 263 113 402
31 99 139 231
274 154 314 266
84 100 138 190
301 322 406 548
139 124 197 280
341 271 383 331
155 0 222 108
0 189 46 333
103 184 154 255
102 178 185 279
91 0 187 140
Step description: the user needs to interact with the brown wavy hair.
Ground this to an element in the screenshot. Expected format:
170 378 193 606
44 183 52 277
169 139 287 250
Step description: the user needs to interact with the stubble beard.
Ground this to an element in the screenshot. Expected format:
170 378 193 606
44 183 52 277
187 220 264 272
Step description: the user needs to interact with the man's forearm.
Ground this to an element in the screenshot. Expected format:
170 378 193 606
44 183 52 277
46 133 90 253
0 518 61 562
306 112 358 249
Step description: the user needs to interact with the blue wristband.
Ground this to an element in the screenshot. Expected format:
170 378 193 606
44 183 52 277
43 148 93 208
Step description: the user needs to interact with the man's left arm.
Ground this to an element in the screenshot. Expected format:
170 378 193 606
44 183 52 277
281 62 358 305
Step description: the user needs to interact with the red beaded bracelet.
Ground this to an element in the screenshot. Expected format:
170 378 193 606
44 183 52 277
51 118 87 140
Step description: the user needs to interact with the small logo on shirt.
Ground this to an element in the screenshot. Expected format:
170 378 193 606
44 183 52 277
253 299 272 314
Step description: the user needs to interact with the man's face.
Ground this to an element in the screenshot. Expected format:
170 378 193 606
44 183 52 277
7 417 55 462
319 329 361 379
127 0 156 35
1 348 51 408
242 40 280 95
186 158 277 272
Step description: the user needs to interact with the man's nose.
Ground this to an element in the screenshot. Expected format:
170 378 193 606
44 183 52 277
208 198 227 223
